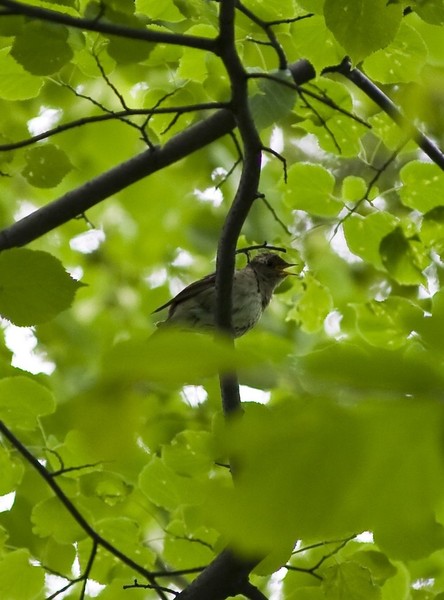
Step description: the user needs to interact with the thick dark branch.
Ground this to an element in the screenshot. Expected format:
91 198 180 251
0 109 234 250
0 0 217 51
176 549 259 600
0 420 168 600
0 59 314 251
331 58 444 169
214 0 263 417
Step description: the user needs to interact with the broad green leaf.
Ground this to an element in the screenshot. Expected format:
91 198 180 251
0 549 45 600
11 22 73 75
380 227 427 285
342 176 368 202
420 206 444 257
79 471 131 506
0 376 55 430
136 0 185 21
0 47 42 100
296 79 368 157
400 160 444 213
352 297 424 350
364 22 428 83
350 551 397 586
343 213 398 268
0 446 24 495
283 163 341 217
40 538 76 575
95 517 156 566
0 248 82 326
104 330 252 385
162 430 213 476
249 70 298 130
368 111 412 151
415 289 444 354
139 455 207 510
296 341 444 398
177 24 218 82
323 0 403 63
0 15 24 37
103 9 154 64
291 15 342 72
207 397 444 559
414 0 444 25
22 144 72 188
32 496 87 544
164 518 215 568
322 562 381 600
287 273 333 333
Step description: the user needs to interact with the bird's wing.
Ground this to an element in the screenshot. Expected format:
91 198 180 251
152 272 216 314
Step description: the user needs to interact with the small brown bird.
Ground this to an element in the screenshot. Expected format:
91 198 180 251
153 252 295 337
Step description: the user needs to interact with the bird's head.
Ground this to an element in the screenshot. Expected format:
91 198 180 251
249 252 297 286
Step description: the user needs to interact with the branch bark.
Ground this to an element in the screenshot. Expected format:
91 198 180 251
330 58 444 169
0 60 314 251
0 0 217 51
0 420 168 600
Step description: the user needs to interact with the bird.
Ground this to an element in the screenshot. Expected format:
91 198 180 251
152 252 295 337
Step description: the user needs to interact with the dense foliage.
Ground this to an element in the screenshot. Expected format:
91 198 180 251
1 0 444 598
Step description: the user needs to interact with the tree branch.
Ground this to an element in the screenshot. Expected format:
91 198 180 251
0 103 229 152
330 58 444 169
0 0 217 51
176 549 259 600
0 420 168 600
0 59 313 251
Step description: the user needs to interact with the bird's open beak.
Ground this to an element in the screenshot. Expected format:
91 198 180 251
280 262 298 275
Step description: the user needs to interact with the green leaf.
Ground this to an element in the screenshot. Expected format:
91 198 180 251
95 517 156 566
208 397 444 559
324 0 403 63
0 446 24 495
322 562 381 600
0 48 42 100
400 160 444 213
343 213 398 268
287 273 333 333
249 70 298 130
104 330 252 385
363 22 428 83
380 227 427 285
342 176 368 202
32 496 87 544
0 376 55 430
291 15 342 72
352 297 424 350
414 0 444 25
283 163 341 217
22 144 72 188
139 455 207 510
350 550 397 586
102 8 154 63
0 249 82 326
11 22 73 75
0 549 45 600
296 79 368 157
297 340 444 398
420 206 444 257
162 430 213 476
136 0 185 21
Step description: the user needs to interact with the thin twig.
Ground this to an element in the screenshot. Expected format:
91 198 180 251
0 421 168 600
0 103 229 152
